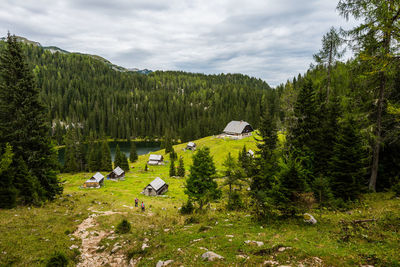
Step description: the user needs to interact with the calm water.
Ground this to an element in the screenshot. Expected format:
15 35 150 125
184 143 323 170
58 141 161 165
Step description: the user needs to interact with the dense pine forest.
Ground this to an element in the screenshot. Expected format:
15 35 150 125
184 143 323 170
17 43 278 144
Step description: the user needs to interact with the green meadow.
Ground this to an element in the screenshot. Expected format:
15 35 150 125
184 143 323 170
0 135 399 266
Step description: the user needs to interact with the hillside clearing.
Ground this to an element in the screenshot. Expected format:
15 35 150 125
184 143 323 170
0 135 399 266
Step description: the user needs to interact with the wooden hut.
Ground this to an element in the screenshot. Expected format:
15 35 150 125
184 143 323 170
186 142 197 151
142 177 169 196
148 154 164 165
222 120 254 139
107 166 125 180
84 172 104 188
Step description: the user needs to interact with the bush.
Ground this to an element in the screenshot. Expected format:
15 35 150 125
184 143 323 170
116 219 131 234
46 251 68 267
392 182 400 197
184 215 200 225
180 200 194 215
226 191 244 211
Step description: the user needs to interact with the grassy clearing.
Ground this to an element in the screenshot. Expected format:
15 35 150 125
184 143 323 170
0 134 399 266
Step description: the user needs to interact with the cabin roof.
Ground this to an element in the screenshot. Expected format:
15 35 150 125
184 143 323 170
149 154 163 161
223 120 252 134
187 142 196 147
148 177 167 191
86 172 104 183
113 166 124 176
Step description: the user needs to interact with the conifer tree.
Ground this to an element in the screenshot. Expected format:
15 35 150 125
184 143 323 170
177 156 185 177
223 152 244 200
64 129 78 173
144 163 148 172
12 157 39 205
120 153 130 171
129 141 138 163
0 143 16 208
274 155 310 216
101 141 112 171
185 147 221 209
337 0 400 191
250 108 279 219
313 27 345 101
169 159 176 177
0 33 62 203
114 144 122 168
329 117 367 201
88 143 98 172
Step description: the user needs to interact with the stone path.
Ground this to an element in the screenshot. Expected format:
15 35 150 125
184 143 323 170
73 209 128 267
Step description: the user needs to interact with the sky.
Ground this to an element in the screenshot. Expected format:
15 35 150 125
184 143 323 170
0 0 357 86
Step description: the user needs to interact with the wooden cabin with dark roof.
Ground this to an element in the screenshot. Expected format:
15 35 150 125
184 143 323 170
222 120 254 139
148 154 164 165
107 166 125 180
142 177 169 196
84 172 105 188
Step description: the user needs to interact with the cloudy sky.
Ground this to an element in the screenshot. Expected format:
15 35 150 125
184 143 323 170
0 0 356 86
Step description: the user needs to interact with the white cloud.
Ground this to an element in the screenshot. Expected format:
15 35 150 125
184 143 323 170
0 0 357 86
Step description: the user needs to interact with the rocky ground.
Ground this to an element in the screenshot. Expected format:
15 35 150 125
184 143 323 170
73 209 128 267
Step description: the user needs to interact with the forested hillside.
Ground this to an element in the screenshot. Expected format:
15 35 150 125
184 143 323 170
15 43 277 144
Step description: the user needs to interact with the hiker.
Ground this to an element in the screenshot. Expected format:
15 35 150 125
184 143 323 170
135 197 138 207
141 201 145 212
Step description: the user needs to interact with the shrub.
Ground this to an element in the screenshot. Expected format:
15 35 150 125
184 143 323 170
116 219 131 234
46 251 68 267
392 182 400 197
184 215 200 225
180 200 194 215
226 191 244 211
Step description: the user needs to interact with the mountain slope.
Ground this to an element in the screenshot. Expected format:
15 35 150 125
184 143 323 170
0 38 278 143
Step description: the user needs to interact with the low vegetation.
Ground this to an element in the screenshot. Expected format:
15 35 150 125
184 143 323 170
0 136 399 266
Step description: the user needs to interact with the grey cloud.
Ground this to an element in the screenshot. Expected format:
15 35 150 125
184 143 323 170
0 0 356 86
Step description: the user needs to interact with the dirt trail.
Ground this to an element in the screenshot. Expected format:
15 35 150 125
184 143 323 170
73 209 128 267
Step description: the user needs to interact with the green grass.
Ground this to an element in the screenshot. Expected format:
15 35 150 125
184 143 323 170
1 134 399 266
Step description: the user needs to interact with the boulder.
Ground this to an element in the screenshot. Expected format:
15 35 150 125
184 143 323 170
244 240 264 247
303 213 317 224
69 245 79 250
201 251 224 261
156 260 174 267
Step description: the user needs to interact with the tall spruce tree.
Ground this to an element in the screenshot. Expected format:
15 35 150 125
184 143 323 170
63 129 79 173
0 33 62 204
169 159 176 177
177 156 185 177
0 143 15 208
129 141 138 163
288 78 320 185
185 147 221 209
101 141 112 171
114 144 122 168
329 117 367 201
88 143 98 172
120 153 130 171
250 108 279 219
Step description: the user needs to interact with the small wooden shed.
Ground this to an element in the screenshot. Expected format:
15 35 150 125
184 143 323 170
142 177 169 196
148 154 164 165
186 142 197 151
84 172 104 188
107 166 125 180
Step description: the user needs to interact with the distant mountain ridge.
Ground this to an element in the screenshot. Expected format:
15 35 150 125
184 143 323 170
0 35 152 74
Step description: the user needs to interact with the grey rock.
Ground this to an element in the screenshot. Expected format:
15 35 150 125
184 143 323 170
201 251 224 261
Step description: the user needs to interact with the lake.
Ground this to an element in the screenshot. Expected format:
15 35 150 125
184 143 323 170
58 141 161 165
